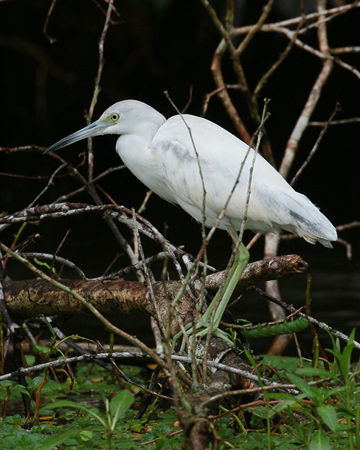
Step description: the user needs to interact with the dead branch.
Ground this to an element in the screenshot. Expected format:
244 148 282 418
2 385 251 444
205 253 307 291
3 252 307 324
3 278 195 336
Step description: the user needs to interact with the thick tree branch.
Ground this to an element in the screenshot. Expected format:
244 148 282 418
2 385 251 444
3 253 308 324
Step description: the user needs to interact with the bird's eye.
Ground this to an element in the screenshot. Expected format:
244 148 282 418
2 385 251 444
111 113 119 122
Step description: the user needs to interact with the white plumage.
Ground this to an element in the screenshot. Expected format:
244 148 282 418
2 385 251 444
47 100 337 248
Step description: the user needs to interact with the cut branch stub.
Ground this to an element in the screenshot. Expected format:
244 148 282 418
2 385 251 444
205 254 308 292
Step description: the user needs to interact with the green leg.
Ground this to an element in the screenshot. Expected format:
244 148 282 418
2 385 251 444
173 237 249 350
195 241 249 337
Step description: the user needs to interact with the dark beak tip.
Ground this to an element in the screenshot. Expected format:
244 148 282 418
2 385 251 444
43 121 105 156
44 144 59 154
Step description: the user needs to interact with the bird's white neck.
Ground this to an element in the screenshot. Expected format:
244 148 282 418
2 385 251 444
115 109 165 156
114 114 170 198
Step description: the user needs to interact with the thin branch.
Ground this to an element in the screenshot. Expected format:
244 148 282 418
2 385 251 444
200 376 333 410
53 165 126 203
280 57 334 178
336 238 353 260
248 285 360 350
202 84 242 117
233 2 360 34
164 91 207 235
309 117 360 126
209 39 252 144
43 0 57 43
254 18 303 96
0 351 173 401
331 46 360 54
236 0 275 56
0 349 296 392
86 0 115 182
14 252 87 279
336 221 360 232
290 102 341 186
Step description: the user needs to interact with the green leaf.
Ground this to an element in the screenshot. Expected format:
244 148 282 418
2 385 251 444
269 392 304 402
80 430 93 441
339 345 354 383
40 400 84 411
326 329 356 384
156 436 167 449
39 431 79 450
34 344 52 354
317 405 338 432
286 373 322 404
0 380 14 388
295 367 338 381
27 375 43 391
243 348 263 387
110 390 134 430
14 384 30 395
41 400 106 427
309 429 331 450
25 354 36 366
271 399 299 414
322 385 352 401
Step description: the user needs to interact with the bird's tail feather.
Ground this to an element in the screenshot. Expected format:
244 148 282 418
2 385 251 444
262 187 337 247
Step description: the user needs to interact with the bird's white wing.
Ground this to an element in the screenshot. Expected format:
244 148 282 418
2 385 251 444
152 114 336 245
152 115 285 230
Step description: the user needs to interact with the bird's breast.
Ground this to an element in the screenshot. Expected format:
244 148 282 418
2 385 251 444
116 134 178 204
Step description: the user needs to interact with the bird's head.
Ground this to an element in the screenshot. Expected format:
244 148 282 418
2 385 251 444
45 100 165 154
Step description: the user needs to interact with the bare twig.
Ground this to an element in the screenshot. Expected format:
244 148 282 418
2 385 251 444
236 0 275 56
254 18 303 96
53 165 126 203
336 221 360 232
290 102 341 187
278 0 333 182
43 0 57 43
248 285 360 350
309 117 360 126
16 252 87 279
164 90 208 235
331 46 360 54
86 0 115 182
210 40 251 144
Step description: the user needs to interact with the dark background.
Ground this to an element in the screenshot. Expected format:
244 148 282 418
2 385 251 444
0 0 359 352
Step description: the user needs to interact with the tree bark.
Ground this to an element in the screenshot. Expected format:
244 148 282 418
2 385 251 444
3 254 308 337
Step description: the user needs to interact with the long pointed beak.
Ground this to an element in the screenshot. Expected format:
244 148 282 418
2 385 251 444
45 121 110 154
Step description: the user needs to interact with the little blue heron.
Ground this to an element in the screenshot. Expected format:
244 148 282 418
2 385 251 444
46 100 337 345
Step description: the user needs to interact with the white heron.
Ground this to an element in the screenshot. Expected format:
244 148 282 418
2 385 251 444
46 100 337 345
